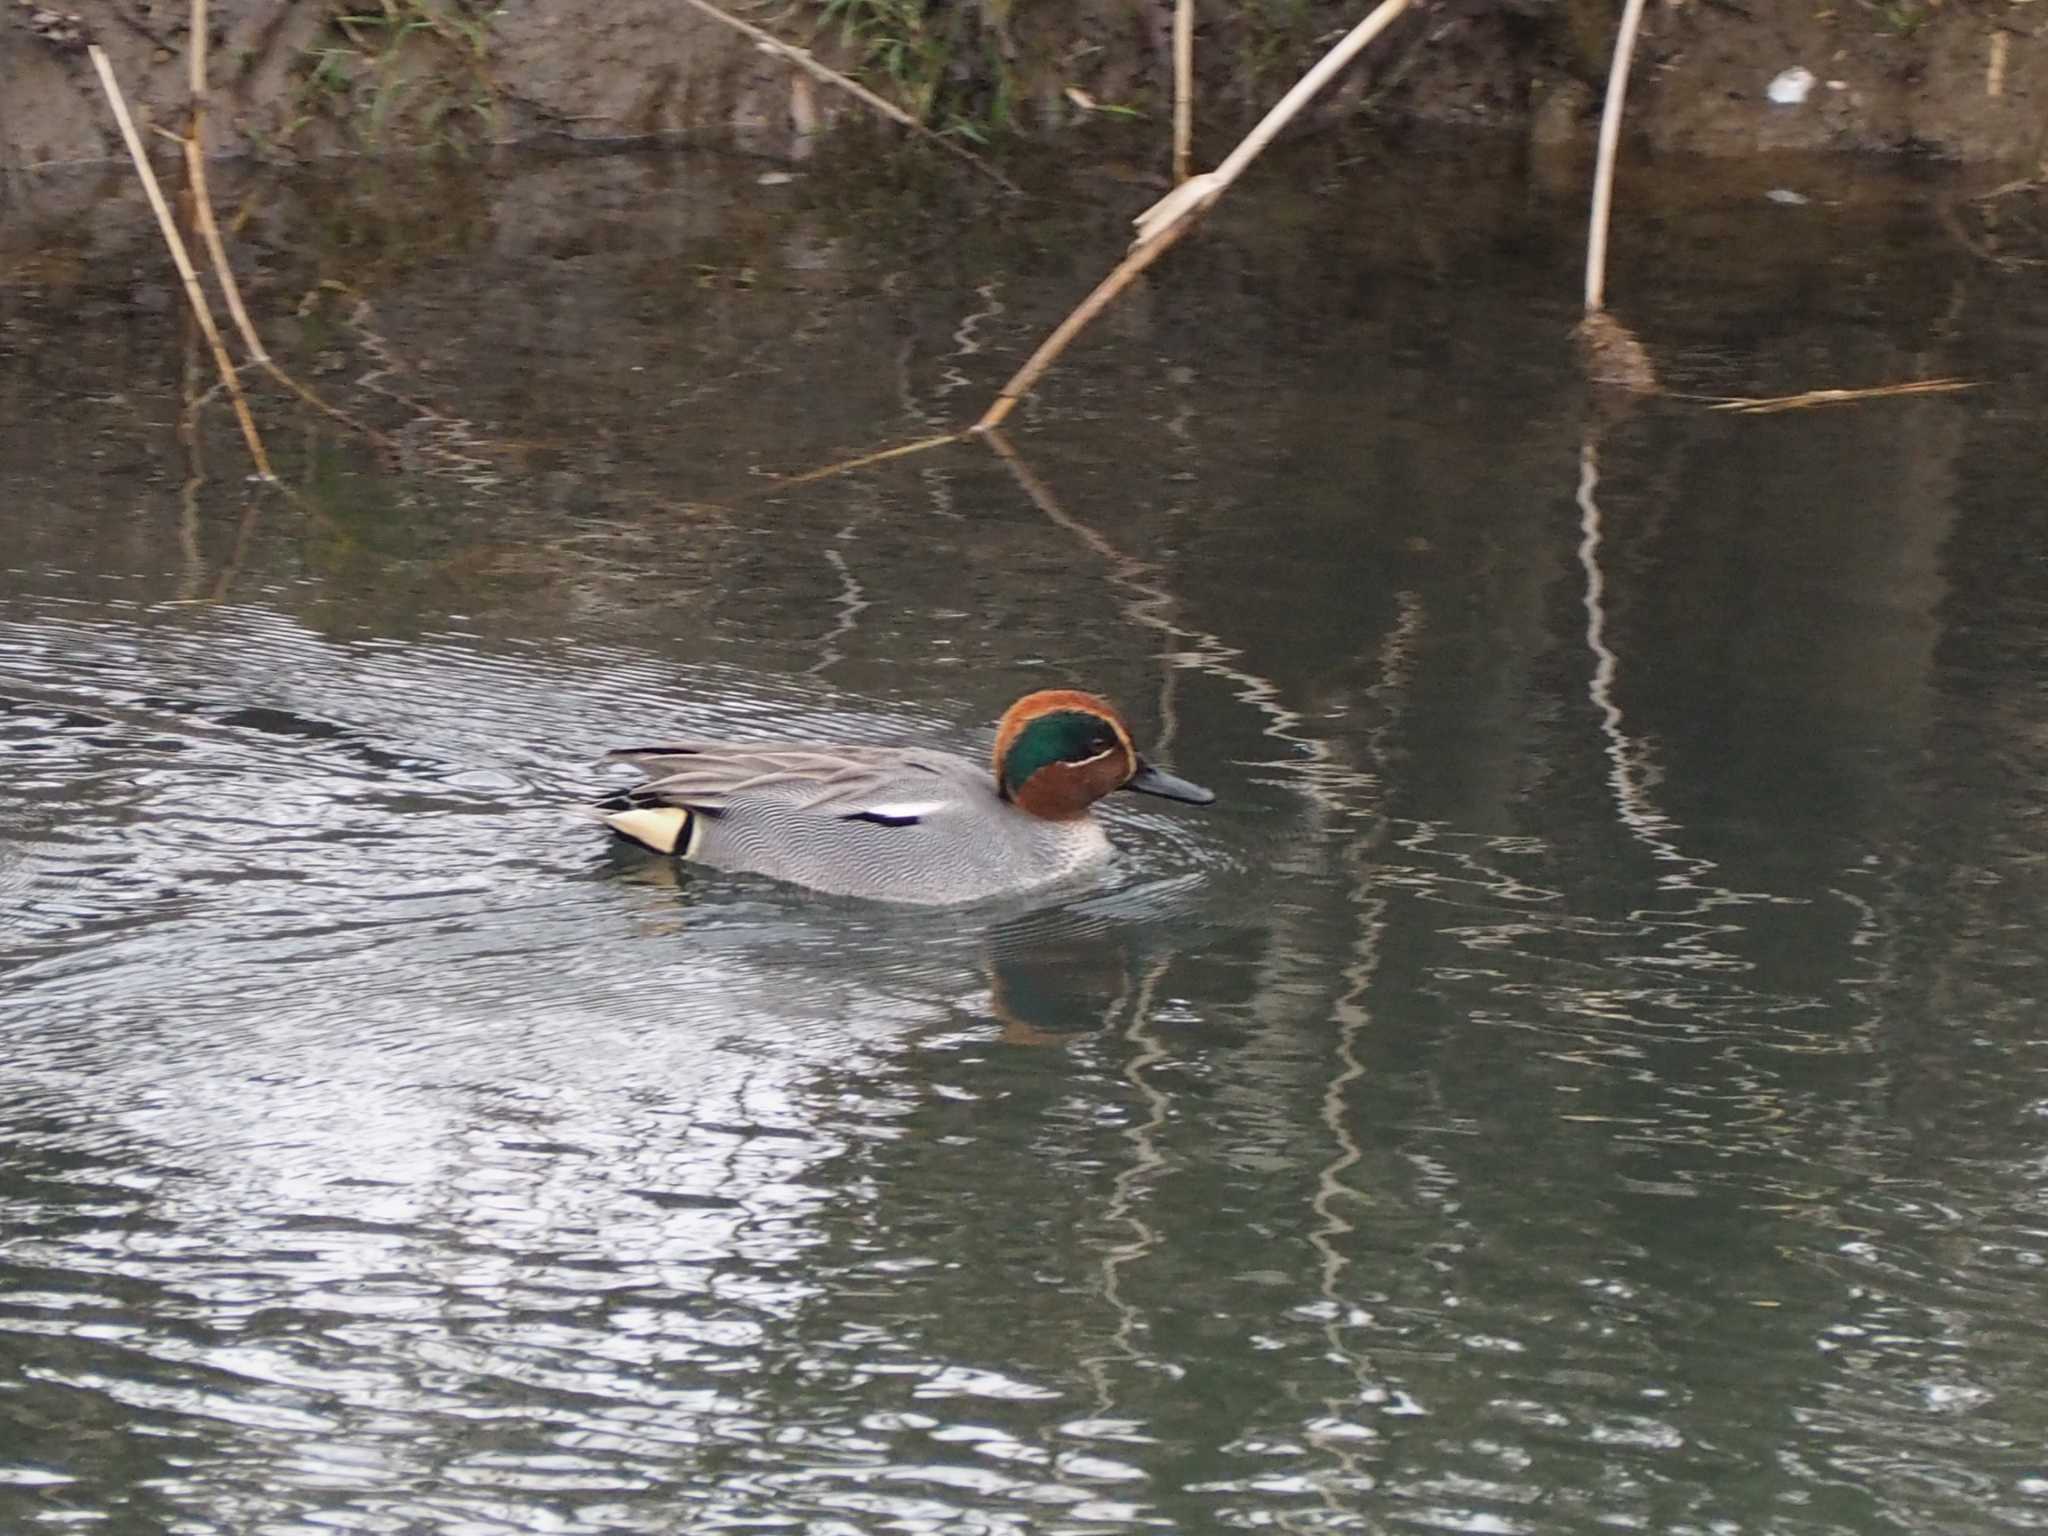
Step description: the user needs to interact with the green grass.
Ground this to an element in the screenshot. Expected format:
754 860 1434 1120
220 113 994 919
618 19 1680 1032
289 1 502 154
814 0 1020 136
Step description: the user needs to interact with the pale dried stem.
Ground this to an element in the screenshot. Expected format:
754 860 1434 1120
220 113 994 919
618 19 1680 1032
1208 0 1409 189
89 43 273 480
674 0 1019 193
182 0 393 447
182 149 391 442
188 0 208 103
976 221 1198 433
767 431 966 489
977 0 1411 432
1173 0 1194 184
1705 379 1978 413
1584 0 1646 314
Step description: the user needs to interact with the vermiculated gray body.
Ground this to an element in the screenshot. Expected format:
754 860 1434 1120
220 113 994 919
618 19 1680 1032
600 742 1114 905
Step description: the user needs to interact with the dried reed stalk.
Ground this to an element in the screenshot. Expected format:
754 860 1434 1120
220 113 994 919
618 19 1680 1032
1173 0 1194 184
1575 0 1658 393
180 0 391 447
1706 379 1977 413
766 431 967 489
1583 0 1645 316
89 43 274 480
675 0 1019 193
974 226 1199 434
977 0 1411 432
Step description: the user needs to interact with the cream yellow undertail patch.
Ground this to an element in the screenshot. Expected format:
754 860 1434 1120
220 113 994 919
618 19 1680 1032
604 806 694 857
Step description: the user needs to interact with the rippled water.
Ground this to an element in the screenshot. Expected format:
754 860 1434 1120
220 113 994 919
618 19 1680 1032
4 144 2048 1533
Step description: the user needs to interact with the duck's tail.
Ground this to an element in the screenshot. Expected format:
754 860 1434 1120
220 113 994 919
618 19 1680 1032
591 791 702 857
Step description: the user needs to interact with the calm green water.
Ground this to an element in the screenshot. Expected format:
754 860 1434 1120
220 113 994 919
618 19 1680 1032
4 144 2047 1534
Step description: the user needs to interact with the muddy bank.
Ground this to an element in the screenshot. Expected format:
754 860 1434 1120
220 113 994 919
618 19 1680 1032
2 0 2044 173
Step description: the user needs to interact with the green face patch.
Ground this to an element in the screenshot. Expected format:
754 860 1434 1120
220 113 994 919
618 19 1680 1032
1000 710 1124 798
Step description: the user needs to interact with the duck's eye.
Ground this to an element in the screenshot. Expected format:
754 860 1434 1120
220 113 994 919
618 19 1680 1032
1067 729 1119 762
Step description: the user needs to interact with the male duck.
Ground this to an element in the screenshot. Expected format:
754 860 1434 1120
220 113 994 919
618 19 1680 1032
596 689 1213 904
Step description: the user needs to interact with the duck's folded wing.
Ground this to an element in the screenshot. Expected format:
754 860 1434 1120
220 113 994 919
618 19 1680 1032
602 743 967 819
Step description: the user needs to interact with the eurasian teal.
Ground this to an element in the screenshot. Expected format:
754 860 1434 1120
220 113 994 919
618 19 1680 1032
596 689 1214 904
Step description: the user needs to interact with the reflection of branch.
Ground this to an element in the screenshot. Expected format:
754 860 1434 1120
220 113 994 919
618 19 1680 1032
1084 956 1171 1412
179 318 207 596
1150 371 1198 758
1577 436 1710 884
806 526 869 678
213 496 265 602
914 281 1005 522
1298 590 1418 1510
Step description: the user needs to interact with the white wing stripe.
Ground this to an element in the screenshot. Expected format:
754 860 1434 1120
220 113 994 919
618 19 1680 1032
856 800 949 820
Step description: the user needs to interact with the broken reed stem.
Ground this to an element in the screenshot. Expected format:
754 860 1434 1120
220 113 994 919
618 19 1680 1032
977 0 1411 432
183 162 391 442
184 0 258 358
1173 0 1194 184
188 0 208 111
674 0 1019 194
1704 379 1977 413
182 146 392 446
89 43 273 481
1208 0 1409 190
1584 0 1647 314
766 431 967 489
180 0 391 448
976 221 1200 432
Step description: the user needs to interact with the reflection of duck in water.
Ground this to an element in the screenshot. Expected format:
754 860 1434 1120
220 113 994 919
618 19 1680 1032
596 690 1213 905
980 888 1198 1045
603 849 1212 1047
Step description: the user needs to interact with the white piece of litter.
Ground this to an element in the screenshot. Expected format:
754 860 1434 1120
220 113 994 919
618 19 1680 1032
1767 66 1816 105
1766 188 1810 205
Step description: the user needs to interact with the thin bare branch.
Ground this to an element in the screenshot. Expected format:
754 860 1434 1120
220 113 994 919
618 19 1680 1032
1207 0 1409 189
1705 379 1978 414
1173 0 1194 184
763 431 966 490
975 220 1198 433
182 0 392 447
978 0 1410 431
1584 0 1647 316
90 43 273 481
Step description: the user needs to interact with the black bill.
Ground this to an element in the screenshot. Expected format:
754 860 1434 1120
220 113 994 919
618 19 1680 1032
1123 758 1216 805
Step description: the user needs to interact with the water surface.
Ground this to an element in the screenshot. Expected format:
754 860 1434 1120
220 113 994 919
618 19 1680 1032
3 143 2047 1533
